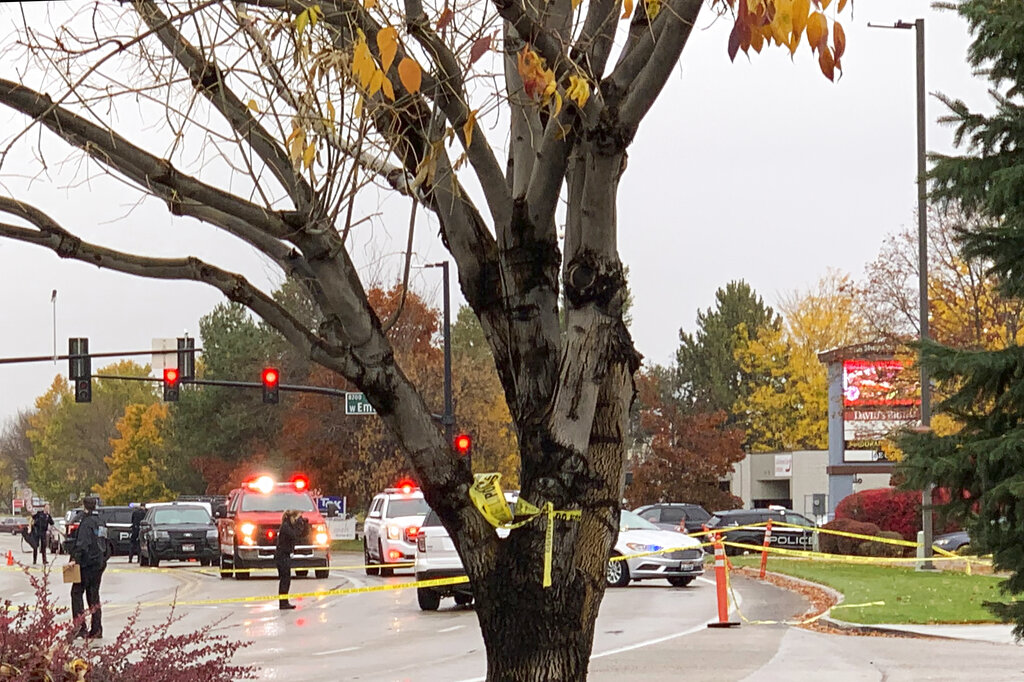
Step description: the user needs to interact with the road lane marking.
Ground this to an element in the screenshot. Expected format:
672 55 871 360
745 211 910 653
312 647 361 656
438 625 464 633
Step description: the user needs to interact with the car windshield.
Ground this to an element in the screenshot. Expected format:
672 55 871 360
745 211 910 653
241 491 316 513
388 498 430 517
152 508 211 525
620 510 659 531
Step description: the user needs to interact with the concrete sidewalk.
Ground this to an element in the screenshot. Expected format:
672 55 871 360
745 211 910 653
588 575 1024 681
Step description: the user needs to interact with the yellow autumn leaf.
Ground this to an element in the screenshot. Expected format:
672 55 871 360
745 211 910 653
369 69 384 96
806 11 828 52
296 9 309 36
770 0 794 47
309 5 322 26
622 0 633 19
354 96 364 119
566 75 590 108
820 0 832 9
397 57 422 94
791 0 810 39
326 100 335 121
246 99 259 113
377 27 399 73
381 76 395 101
551 90 562 116
288 127 306 166
572 0 582 7
303 141 316 169
364 0 377 9
463 109 478 148
647 0 661 19
353 32 376 90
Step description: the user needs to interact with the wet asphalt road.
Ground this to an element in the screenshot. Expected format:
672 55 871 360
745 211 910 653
0 533 719 681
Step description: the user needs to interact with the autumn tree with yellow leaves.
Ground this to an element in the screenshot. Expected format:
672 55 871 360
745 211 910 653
0 0 851 677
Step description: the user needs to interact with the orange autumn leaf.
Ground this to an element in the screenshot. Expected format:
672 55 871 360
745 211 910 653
818 44 835 81
463 109 478 148
805 11 828 52
398 57 422 94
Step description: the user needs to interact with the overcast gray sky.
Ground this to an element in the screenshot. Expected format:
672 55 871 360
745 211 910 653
0 0 992 427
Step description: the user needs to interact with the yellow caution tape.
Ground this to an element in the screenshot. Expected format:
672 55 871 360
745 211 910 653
468 473 513 527
541 502 581 588
723 539 990 567
514 497 541 518
132 575 472 608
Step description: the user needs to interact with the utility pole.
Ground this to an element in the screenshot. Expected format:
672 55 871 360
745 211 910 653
425 261 454 448
873 17 933 569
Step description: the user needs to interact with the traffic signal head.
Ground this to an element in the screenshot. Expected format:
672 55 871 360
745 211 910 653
454 433 472 456
74 378 92 404
163 367 180 402
262 367 280 404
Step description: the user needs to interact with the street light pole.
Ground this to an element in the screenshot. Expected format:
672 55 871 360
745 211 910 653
877 17 933 568
51 289 57 365
425 261 454 451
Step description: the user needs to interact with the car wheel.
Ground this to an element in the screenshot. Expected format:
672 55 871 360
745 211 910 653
296 570 309 578
454 592 473 606
199 558 210 567
417 587 441 611
668 576 694 587
606 554 630 588
219 555 231 579
315 567 330 579
364 541 380 576
379 541 394 577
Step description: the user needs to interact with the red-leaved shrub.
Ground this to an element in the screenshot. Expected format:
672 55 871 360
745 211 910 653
0 568 255 681
835 488 957 540
818 518 882 555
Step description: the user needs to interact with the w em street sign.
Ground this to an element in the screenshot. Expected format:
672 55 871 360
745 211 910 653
345 392 377 415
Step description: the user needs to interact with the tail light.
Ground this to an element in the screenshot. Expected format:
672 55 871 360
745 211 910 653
404 526 420 543
387 549 403 561
417 534 427 553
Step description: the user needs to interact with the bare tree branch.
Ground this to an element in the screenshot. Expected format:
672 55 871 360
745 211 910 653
0 78 295 241
133 0 316 213
616 0 702 131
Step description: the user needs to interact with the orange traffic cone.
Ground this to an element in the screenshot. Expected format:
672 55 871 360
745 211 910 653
6 549 13 566
707 534 740 628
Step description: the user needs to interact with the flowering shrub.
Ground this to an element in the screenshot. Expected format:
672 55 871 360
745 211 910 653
835 487 957 540
0 568 255 681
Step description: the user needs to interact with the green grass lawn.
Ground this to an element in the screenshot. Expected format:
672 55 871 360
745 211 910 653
331 538 362 552
733 556 1009 625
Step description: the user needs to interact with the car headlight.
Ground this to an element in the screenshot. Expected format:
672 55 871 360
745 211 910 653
315 532 329 545
625 543 662 553
239 522 256 537
934 538 952 548
387 525 401 540
155 530 170 539
206 529 219 541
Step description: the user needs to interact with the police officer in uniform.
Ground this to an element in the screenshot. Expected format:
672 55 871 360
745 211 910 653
70 497 107 638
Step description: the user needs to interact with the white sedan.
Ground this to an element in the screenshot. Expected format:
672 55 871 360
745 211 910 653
606 510 705 588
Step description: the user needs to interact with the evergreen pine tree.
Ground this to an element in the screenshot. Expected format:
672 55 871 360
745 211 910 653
901 0 1024 633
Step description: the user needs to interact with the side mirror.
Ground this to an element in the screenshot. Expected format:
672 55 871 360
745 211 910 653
214 505 228 519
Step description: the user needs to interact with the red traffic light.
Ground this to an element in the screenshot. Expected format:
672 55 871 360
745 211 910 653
163 368 180 385
454 433 472 455
262 367 279 386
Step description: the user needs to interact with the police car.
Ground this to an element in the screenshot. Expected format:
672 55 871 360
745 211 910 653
363 481 430 576
705 507 817 555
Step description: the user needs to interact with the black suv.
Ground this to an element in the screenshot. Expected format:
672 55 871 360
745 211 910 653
63 506 136 557
706 508 816 555
633 503 711 535
140 503 219 567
